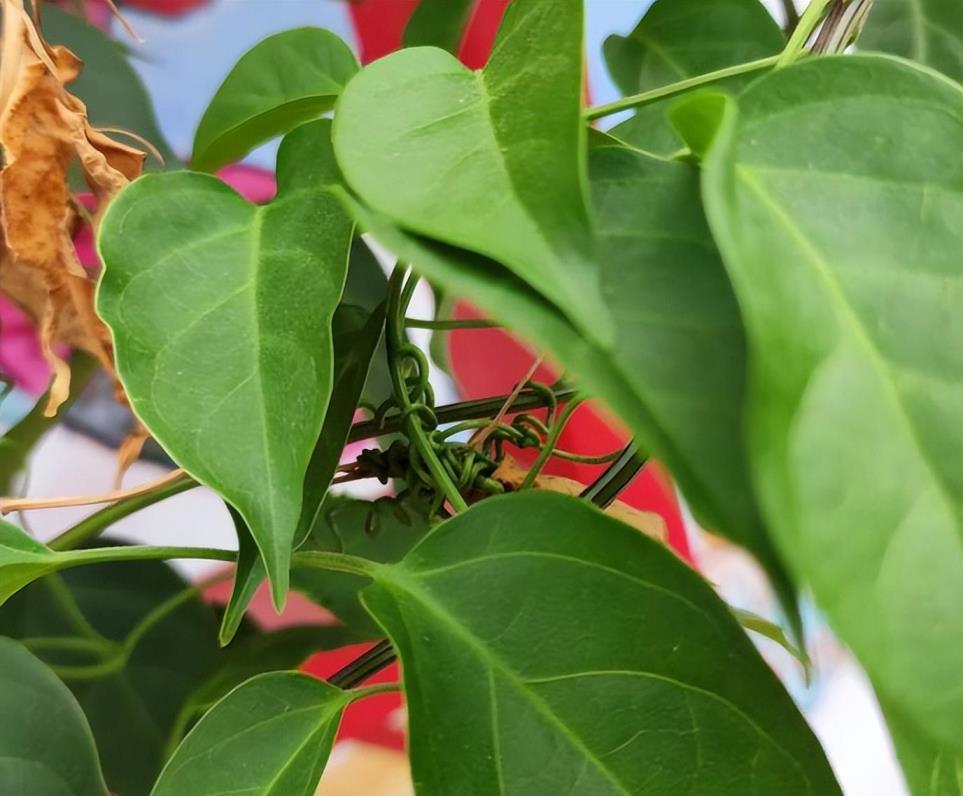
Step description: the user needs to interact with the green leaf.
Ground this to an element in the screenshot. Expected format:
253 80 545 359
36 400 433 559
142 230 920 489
333 0 612 345
192 28 358 172
219 292 386 643
41 5 177 166
860 0 963 80
0 519 63 605
169 625 362 754
881 699 963 796
0 558 220 796
731 606 810 676
0 638 108 796
153 672 351 796
291 496 433 636
604 0 783 156
98 119 354 605
701 55 963 750
404 0 475 52
337 137 801 639
360 492 840 794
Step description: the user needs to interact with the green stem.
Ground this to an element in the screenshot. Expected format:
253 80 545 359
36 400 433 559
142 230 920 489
51 580 210 680
584 55 780 121
386 266 469 513
59 545 236 569
21 635 118 657
48 475 197 552
404 318 500 331
43 574 114 645
292 549 379 578
777 0 832 66
520 397 583 490
0 354 98 494
348 385 575 443
352 681 401 698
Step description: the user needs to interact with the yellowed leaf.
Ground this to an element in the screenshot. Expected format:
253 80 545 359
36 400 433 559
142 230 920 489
492 455 667 542
0 1 144 414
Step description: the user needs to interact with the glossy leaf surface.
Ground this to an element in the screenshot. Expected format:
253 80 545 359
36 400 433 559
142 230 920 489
860 0 963 80
98 120 354 603
702 55 963 749
192 28 358 171
339 139 799 631
604 0 783 155
362 492 840 795
0 638 108 796
334 0 612 344
153 672 350 796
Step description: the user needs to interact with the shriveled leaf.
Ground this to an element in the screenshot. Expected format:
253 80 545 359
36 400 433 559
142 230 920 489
337 137 801 639
604 0 783 155
334 0 612 345
0 637 108 796
702 55 963 750
491 454 666 542
403 0 475 52
291 495 433 636
361 492 840 794
40 4 176 165
98 119 354 605
0 557 220 796
860 0 963 80
192 28 358 172
0 10 144 412
153 672 351 796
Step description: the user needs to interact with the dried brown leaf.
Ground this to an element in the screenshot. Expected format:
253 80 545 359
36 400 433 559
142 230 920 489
0 1 145 414
492 455 668 542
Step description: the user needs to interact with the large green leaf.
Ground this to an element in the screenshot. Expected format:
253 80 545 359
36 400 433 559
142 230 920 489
41 5 176 166
192 28 358 171
359 492 839 794
153 672 351 796
333 0 612 345
219 292 386 643
860 0 963 80
336 139 800 635
882 698 963 796
0 558 220 796
0 638 108 796
98 120 354 604
291 495 433 636
701 55 963 750
604 0 783 156
404 0 475 52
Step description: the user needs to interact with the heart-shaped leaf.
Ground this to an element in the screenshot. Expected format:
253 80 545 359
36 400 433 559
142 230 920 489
0 558 219 796
98 119 354 605
334 0 612 345
860 0 963 80
360 492 840 794
0 637 108 796
702 55 963 750
337 135 801 638
219 289 386 643
192 28 358 171
152 672 352 796
604 0 783 155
